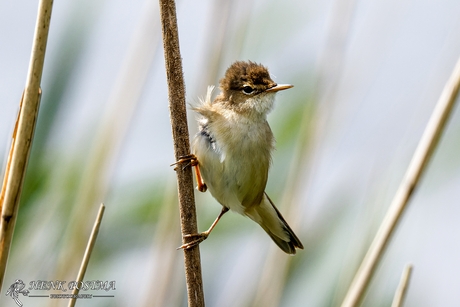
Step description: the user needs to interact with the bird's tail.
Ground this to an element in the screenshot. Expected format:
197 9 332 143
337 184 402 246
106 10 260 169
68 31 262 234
246 193 303 254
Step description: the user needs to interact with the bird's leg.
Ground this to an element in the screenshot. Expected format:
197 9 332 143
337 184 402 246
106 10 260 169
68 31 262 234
178 207 229 250
171 154 207 192
193 161 207 193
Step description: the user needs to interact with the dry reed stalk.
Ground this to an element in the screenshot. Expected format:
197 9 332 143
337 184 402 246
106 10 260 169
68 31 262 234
391 264 413 307
158 0 205 306
341 57 460 307
68 204 105 307
0 0 54 291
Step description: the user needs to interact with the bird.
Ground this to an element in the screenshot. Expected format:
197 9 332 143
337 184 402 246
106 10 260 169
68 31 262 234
174 61 303 254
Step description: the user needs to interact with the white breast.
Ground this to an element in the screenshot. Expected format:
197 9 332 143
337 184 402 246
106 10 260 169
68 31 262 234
193 114 274 215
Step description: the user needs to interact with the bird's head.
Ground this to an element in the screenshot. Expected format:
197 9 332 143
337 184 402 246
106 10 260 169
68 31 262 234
217 61 293 117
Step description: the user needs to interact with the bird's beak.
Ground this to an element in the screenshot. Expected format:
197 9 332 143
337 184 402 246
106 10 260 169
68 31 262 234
265 84 294 93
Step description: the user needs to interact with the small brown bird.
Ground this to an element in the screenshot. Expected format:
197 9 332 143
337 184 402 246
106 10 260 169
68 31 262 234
176 61 303 254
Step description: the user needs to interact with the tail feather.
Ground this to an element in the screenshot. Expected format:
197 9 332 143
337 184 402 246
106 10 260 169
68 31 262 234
246 193 303 254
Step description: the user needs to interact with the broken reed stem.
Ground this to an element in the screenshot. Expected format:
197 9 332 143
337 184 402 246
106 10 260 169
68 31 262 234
391 264 413 307
0 0 54 292
341 57 460 307
158 0 205 306
68 204 105 307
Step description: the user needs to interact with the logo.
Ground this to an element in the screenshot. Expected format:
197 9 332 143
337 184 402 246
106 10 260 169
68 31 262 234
5 280 29 307
5 279 116 306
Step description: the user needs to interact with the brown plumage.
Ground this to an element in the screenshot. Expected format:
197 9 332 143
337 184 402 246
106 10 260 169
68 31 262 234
179 61 303 254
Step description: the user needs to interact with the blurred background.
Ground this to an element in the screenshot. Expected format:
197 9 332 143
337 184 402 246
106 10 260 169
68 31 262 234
1 0 460 306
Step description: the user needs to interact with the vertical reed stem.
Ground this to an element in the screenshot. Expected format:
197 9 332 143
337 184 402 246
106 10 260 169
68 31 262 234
0 0 54 291
158 0 205 306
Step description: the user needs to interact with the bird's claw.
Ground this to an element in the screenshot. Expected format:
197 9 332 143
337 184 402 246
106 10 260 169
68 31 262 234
170 154 207 192
177 232 209 250
171 154 198 170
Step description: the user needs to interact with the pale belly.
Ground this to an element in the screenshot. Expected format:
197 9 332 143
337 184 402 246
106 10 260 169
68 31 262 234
193 132 269 215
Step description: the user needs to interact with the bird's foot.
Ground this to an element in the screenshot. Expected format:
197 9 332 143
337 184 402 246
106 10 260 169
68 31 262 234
170 154 207 192
177 232 209 250
170 154 198 170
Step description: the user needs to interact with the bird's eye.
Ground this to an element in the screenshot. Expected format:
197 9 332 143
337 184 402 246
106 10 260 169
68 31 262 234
242 86 254 95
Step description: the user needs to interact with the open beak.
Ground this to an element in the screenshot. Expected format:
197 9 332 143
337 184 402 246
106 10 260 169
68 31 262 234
265 84 294 93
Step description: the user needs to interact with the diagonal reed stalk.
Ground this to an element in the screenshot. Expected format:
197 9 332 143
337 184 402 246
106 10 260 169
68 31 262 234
158 0 205 306
68 203 105 307
391 264 413 307
0 0 54 292
341 56 460 307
